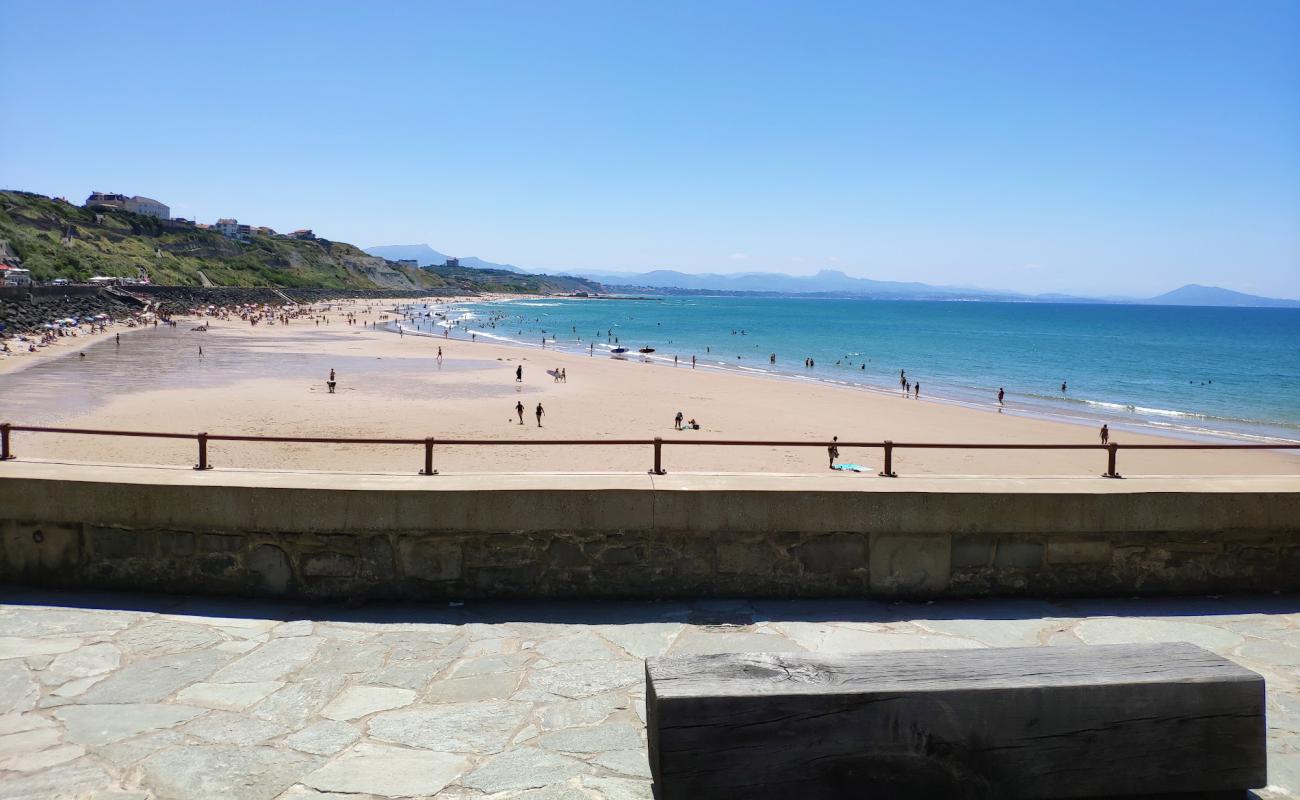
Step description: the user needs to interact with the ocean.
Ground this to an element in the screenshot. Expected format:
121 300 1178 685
397 296 1300 443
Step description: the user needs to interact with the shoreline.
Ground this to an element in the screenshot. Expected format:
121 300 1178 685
2 293 1297 477
404 298 1300 447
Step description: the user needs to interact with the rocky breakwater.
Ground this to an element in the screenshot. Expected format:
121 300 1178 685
0 287 136 334
135 286 461 317
0 286 463 333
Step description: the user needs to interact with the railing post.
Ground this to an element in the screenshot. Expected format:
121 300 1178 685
879 440 897 477
650 437 666 475
0 423 14 461
1104 443 1121 478
194 432 212 471
420 437 438 475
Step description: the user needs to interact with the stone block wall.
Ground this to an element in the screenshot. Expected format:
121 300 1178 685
1 469 1297 600
0 522 876 600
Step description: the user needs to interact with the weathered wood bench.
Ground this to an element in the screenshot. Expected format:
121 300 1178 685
646 642 1265 799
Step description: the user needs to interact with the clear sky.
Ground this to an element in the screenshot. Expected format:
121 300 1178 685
2 1 1297 298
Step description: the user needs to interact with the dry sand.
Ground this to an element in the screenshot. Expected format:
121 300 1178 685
3 297 1298 477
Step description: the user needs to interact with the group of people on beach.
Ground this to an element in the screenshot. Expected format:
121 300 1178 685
899 370 920 398
1 311 161 358
674 411 700 430
514 400 545 426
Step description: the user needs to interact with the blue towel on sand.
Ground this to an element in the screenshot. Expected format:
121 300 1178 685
832 463 869 472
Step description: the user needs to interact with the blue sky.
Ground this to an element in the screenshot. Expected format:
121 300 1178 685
2 1 1297 298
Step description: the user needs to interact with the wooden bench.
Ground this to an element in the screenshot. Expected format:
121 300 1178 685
646 642 1265 799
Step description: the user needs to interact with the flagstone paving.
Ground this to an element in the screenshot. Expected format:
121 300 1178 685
0 589 1297 799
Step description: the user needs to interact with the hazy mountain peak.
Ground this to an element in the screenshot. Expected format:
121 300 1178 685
1146 284 1300 308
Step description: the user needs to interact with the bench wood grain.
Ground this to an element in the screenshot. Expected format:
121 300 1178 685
645 643 1265 799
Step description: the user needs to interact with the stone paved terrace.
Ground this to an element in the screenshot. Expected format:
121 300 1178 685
0 590 1297 800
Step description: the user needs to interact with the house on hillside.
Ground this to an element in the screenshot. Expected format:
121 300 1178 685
124 196 169 219
444 257 460 268
85 192 128 209
0 266 33 286
85 192 170 219
288 229 315 240
215 219 251 241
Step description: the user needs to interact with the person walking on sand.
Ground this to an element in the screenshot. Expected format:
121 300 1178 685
1100 423 1109 444
535 402 545 427
828 436 839 469
515 365 522 383
561 368 566 383
327 368 337 394
515 401 525 425
674 411 684 430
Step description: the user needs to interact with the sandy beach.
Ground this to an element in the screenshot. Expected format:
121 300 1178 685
0 321 133 376
2 296 1298 477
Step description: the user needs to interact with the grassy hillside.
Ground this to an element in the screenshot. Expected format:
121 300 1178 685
0 190 599 294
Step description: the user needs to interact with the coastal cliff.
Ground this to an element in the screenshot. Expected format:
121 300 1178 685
0 190 600 295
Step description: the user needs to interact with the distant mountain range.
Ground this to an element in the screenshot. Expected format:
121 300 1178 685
364 244 530 274
572 268 1016 300
364 244 1300 307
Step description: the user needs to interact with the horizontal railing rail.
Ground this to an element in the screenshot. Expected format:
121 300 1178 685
1 422 1297 479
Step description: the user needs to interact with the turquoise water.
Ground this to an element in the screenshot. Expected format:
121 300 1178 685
402 297 1300 442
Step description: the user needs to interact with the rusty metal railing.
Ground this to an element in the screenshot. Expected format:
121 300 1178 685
1 422 1297 478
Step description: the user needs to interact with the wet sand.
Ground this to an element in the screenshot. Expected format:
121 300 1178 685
2 298 1298 476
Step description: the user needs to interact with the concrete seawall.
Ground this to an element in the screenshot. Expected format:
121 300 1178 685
2 462 1297 600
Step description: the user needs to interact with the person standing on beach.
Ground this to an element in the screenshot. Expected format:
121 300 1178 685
327 368 336 394
535 403 545 427
1100 424 1109 444
997 387 1005 406
674 411 684 430
914 382 920 399
115 333 120 346
515 365 522 383
828 436 839 469
691 355 696 369
515 401 524 425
